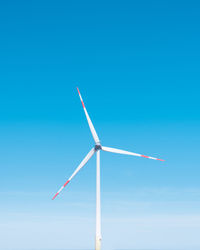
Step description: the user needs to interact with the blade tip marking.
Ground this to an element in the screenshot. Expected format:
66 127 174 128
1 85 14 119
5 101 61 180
77 87 80 95
52 193 59 200
157 158 165 161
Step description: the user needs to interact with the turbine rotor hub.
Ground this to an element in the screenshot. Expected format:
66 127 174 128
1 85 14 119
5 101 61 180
95 145 102 151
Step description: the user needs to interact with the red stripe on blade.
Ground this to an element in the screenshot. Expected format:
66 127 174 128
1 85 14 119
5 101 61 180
64 180 70 187
157 158 165 161
77 87 80 95
141 155 149 158
52 192 59 200
81 100 85 108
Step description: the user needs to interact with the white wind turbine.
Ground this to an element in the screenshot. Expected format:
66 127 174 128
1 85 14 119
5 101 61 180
52 88 164 250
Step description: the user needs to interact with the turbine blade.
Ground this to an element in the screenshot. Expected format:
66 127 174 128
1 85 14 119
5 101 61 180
77 87 100 145
52 148 95 200
101 146 164 161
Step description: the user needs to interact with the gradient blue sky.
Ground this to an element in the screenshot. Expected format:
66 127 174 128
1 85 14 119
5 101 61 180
0 1 200 249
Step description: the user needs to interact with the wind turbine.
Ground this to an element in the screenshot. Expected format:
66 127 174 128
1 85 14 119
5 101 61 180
52 88 164 250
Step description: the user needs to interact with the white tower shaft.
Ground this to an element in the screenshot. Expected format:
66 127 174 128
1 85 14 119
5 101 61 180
96 150 101 250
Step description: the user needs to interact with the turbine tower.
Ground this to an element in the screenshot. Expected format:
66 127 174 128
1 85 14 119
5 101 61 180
52 88 164 250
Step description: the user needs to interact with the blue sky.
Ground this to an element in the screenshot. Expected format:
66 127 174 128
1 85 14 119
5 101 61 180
0 1 200 249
